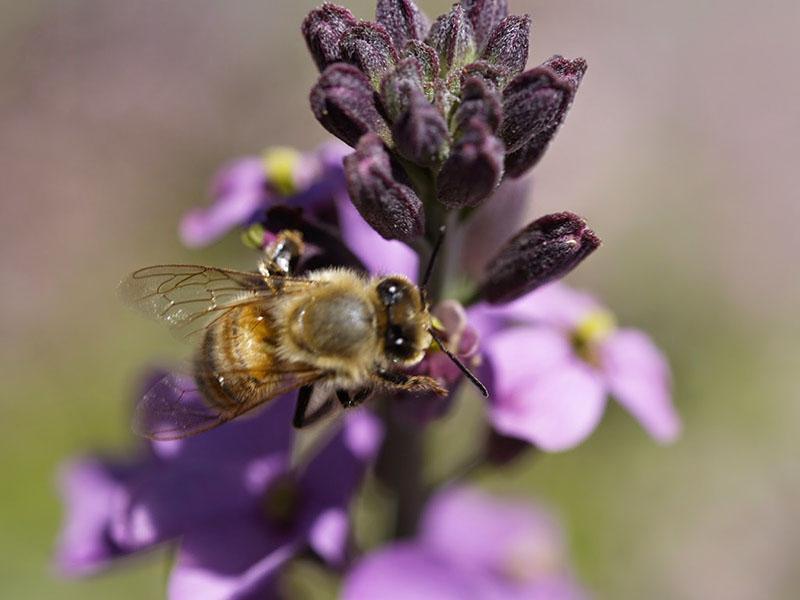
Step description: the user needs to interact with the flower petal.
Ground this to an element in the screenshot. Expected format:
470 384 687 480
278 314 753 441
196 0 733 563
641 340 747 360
308 507 349 566
55 458 142 575
179 158 267 248
600 329 681 443
485 329 606 451
168 516 298 600
342 544 488 600
420 486 564 579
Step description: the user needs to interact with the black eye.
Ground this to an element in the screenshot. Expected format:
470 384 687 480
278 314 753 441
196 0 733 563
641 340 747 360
378 279 405 306
386 325 415 359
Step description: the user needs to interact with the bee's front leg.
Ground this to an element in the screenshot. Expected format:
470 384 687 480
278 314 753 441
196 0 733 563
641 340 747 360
374 370 448 397
293 385 334 428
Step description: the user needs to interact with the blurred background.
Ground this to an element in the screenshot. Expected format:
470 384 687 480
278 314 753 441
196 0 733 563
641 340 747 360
1 0 798 598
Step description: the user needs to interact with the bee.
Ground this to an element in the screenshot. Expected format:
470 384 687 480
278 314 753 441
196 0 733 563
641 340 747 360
120 229 487 440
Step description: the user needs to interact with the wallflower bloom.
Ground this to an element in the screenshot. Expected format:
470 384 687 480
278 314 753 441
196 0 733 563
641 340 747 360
474 283 681 452
342 486 588 600
179 143 349 247
56 375 383 599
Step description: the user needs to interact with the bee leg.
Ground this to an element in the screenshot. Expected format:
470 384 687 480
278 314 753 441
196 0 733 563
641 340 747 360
259 230 305 277
336 389 356 408
375 370 448 397
293 385 335 428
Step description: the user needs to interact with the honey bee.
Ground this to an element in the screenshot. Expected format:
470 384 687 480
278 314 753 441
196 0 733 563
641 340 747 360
120 230 486 440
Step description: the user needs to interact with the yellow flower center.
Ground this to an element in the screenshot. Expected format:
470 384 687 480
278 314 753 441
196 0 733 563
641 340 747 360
262 147 302 196
571 309 616 366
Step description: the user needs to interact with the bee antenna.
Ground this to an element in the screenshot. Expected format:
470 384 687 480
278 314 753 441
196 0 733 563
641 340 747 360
428 328 488 398
420 225 447 295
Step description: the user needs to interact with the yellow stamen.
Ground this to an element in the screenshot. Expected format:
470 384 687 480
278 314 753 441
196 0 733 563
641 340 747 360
262 147 301 196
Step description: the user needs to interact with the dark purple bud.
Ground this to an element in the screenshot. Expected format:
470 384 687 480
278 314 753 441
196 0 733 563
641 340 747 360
460 60 508 90
376 0 430 49
545 54 588 87
379 57 424 120
499 67 571 153
479 211 600 304
504 56 587 177
486 430 530 465
340 22 398 86
481 14 530 77
461 0 508 50
302 4 357 71
402 40 440 86
343 133 424 241
436 118 504 208
310 64 389 147
393 87 450 167
426 5 476 75
451 76 502 136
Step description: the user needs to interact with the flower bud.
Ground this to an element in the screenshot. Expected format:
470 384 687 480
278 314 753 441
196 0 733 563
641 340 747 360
504 56 587 177
376 0 430 49
401 40 440 89
379 57 424 120
393 87 450 167
499 67 570 153
462 0 509 50
481 14 531 77
310 63 389 147
436 118 504 208
340 22 398 87
426 5 476 75
479 211 600 304
301 4 357 71
451 76 502 137
344 133 424 241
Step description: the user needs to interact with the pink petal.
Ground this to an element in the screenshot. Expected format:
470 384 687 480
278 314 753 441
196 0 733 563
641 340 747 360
491 359 607 452
483 327 574 398
601 329 681 443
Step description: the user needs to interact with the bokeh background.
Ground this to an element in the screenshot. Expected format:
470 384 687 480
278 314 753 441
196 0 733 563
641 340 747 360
2 0 798 598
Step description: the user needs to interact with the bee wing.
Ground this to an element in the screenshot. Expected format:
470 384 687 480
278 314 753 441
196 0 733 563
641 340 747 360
119 264 319 341
134 367 326 440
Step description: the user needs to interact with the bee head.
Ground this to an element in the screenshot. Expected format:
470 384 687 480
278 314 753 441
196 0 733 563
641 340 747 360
375 276 430 364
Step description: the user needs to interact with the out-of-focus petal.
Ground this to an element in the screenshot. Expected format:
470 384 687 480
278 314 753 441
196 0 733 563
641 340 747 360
420 486 564 579
179 158 267 247
301 409 384 510
168 516 298 600
601 329 681 443
342 544 488 600
474 283 603 333
55 458 140 575
486 329 606 451
308 507 349 566
336 194 419 279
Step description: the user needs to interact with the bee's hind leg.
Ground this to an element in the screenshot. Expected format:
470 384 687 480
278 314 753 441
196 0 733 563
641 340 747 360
293 385 334 428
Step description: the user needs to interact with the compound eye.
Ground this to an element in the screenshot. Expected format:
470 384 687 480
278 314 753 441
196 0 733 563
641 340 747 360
378 278 406 306
386 325 414 359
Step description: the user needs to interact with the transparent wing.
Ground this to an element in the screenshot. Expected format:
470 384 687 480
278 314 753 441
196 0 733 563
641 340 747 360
119 264 318 340
134 367 326 441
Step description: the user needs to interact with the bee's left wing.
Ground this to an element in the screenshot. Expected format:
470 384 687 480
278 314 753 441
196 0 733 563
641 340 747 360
134 367 326 440
119 264 319 341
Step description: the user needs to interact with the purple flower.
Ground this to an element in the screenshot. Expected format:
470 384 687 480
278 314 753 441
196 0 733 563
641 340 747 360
179 142 349 247
55 376 383 599
342 485 589 599
473 283 681 452
303 0 588 228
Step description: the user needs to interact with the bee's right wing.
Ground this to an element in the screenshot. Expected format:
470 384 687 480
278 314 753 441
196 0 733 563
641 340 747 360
134 367 326 440
119 264 319 341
